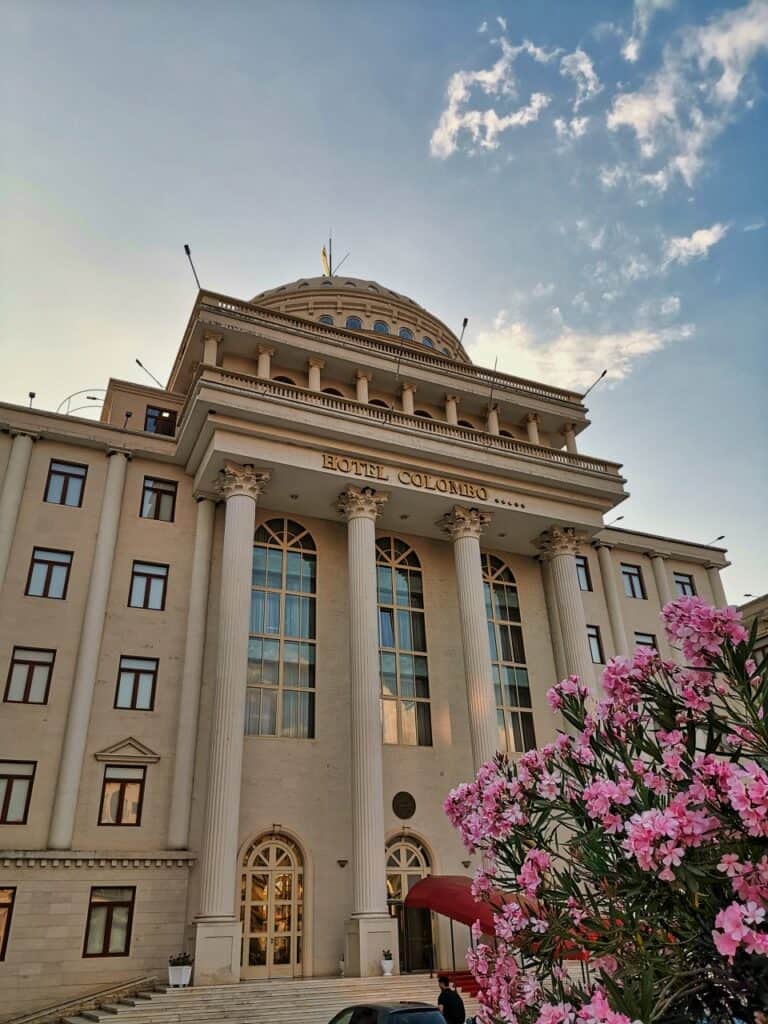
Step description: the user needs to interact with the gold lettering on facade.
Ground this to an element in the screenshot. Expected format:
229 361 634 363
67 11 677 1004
322 452 487 501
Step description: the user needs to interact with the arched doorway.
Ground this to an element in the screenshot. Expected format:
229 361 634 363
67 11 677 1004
386 834 435 972
240 834 304 978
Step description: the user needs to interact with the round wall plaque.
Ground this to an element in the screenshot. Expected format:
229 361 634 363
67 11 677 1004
392 791 416 820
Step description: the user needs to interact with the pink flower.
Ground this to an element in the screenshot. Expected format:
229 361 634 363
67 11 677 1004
663 596 748 665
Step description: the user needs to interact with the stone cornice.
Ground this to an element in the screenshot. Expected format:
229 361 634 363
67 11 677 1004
215 461 270 501
537 526 587 559
335 485 388 522
0 850 196 869
438 505 492 541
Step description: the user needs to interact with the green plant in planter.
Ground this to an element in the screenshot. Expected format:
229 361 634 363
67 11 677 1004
382 949 393 960
168 952 193 967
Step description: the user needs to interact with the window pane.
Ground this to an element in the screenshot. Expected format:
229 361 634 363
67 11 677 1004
397 610 412 650
108 906 129 953
399 654 415 697
521 713 537 751
6 780 29 822
86 906 107 954
380 653 397 696
497 709 507 751
414 656 429 698
408 571 424 609
394 568 410 607
400 701 417 746
129 576 144 607
147 577 164 609
416 702 432 746
116 675 135 707
378 609 395 648
101 782 121 823
259 688 277 735
7 665 28 701
252 547 267 587
28 563 48 595
47 474 64 503
158 492 174 521
266 549 283 589
382 699 398 743
50 564 68 598
136 674 154 709
285 552 302 592
516 668 531 707
123 782 141 823
410 613 426 652
487 622 498 661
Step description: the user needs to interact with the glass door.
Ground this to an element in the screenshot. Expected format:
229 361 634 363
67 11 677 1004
241 835 303 979
386 835 435 973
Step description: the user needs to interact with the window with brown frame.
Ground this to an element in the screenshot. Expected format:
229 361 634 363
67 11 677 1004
25 548 73 599
83 887 135 957
98 766 145 826
140 477 177 522
4 647 55 704
673 572 696 597
621 563 647 600
0 761 36 824
44 460 88 507
114 657 158 710
575 555 593 592
143 406 177 436
128 561 168 610
0 888 15 961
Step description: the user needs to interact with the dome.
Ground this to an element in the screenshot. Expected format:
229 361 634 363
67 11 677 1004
251 275 466 361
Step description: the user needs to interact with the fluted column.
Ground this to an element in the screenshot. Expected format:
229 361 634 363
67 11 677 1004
594 542 629 657
647 554 676 660
401 383 416 416
355 371 371 404
538 527 593 687
486 405 500 435
439 506 497 770
49 450 129 849
0 430 36 587
445 395 459 425
706 564 728 607
167 496 216 849
256 346 274 378
307 357 324 392
525 414 540 446
195 462 269 987
539 557 567 682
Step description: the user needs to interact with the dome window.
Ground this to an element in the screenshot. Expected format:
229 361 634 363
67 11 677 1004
458 419 475 429
369 399 390 409
421 336 434 348
274 376 296 386
322 388 344 397
398 327 414 341
415 410 433 419
345 316 363 330
368 284 380 292
373 321 390 334
318 315 334 326
298 281 309 288
344 281 356 287
321 279 333 286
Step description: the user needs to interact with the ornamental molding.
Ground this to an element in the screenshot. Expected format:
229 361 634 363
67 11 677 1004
93 737 160 765
335 485 389 522
438 505 492 541
537 526 587 559
215 461 270 501
1 850 196 870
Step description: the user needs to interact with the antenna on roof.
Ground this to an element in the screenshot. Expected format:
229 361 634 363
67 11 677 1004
321 231 350 277
183 244 201 290
135 358 163 388
581 368 607 399
459 317 469 345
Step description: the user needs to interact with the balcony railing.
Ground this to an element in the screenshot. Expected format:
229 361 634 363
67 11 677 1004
198 292 585 408
191 365 623 479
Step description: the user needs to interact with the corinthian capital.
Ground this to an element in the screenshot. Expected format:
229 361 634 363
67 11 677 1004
335 485 388 522
215 461 270 501
438 505 491 541
537 526 586 560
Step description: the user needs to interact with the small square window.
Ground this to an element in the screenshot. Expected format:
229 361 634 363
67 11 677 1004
144 406 177 436
634 632 657 649
4 647 56 704
587 625 604 664
575 555 592 592
673 572 696 597
114 657 158 710
140 477 177 522
621 563 647 600
44 460 88 507
83 887 135 957
98 766 146 826
128 561 168 610
25 548 73 599
0 888 16 961
0 761 36 824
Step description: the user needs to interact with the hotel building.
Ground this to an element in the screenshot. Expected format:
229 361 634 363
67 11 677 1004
0 275 730 1018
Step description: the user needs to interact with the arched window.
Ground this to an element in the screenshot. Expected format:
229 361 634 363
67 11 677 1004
322 387 344 397
317 315 334 326
247 519 316 739
499 430 514 438
240 833 304 977
398 327 414 341
386 834 433 971
414 410 433 419
482 553 535 753
373 320 390 334
369 399 390 409
458 419 475 429
345 315 363 330
376 538 432 746
273 376 296 386
421 337 434 348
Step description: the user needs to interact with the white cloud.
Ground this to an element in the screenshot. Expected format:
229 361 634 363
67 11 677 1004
662 222 729 267
599 164 629 189
660 294 681 315
573 291 591 313
622 0 676 63
533 281 555 297
429 37 559 158
478 20 488 34
554 116 589 141
469 313 694 389
560 48 602 109
497 16 507 31
744 219 766 231
622 255 652 280
589 226 606 250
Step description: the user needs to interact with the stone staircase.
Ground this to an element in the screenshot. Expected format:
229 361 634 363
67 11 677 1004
61 975 480 1024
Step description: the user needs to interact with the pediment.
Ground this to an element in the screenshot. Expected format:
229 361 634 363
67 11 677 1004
94 737 161 764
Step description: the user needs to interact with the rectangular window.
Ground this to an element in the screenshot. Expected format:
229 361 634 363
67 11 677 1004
575 555 592 592
114 657 158 710
140 477 177 522
621 563 647 600
98 766 145 826
673 572 696 597
587 625 604 664
0 761 36 824
83 887 135 957
4 647 55 704
44 460 87 507
144 406 177 436
25 548 73 599
634 632 657 649
128 561 168 610
0 888 15 961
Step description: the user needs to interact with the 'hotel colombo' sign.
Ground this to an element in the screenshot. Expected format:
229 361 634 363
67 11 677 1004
322 452 489 501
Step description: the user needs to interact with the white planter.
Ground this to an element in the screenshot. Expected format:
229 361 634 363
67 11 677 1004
339 959 346 977
380 958 394 976
168 964 192 987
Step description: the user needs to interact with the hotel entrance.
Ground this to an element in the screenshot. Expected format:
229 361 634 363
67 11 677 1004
386 835 435 973
240 834 304 979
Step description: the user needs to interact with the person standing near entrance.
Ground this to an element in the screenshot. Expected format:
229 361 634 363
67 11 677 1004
437 975 466 1023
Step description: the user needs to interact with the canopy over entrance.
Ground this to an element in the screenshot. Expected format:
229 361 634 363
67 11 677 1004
404 874 497 934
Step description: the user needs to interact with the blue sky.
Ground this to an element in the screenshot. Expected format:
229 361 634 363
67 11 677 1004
1 0 766 601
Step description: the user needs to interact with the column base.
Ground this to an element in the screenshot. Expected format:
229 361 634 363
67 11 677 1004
344 914 400 978
193 917 242 986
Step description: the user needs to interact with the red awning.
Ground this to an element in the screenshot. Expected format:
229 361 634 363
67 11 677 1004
404 875 500 934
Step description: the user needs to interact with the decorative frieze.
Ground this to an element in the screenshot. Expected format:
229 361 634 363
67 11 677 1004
215 461 270 502
537 525 587 559
1 851 196 869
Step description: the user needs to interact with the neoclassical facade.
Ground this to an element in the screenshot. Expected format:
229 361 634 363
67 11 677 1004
0 276 730 1018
